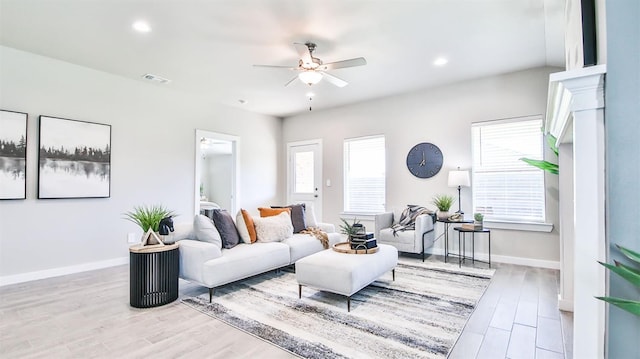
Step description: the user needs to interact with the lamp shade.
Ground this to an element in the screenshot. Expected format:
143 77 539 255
448 170 470 187
298 70 323 85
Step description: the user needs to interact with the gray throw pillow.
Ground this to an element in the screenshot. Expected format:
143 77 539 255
193 215 222 248
272 204 307 233
211 209 241 249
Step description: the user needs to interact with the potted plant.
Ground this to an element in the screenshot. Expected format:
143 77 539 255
474 213 484 229
124 204 176 245
596 244 640 317
432 194 455 220
339 217 362 241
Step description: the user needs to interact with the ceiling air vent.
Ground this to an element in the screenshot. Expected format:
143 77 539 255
141 73 171 84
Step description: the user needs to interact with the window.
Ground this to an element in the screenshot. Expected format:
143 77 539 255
472 116 546 223
344 135 385 213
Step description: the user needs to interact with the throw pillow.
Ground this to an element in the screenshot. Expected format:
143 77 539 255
271 204 307 233
258 207 291 218
254 212 294 243
210 209 241 249
304 204 318 228
236 209 257 243
193 214 222 248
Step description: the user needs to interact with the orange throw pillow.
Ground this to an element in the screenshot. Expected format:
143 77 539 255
258 207 291 218
236 209 257 243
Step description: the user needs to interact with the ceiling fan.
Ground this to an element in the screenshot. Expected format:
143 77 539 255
254 42 367 87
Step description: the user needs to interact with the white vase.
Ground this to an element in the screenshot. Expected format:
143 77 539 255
437 211 450 220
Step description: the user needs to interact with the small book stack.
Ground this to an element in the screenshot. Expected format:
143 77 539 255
350 232 377 250
461 223 483 230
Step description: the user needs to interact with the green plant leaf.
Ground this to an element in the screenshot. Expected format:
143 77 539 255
519 158 559 175
599 261 640 287
124 204 176 232
615 260 640 277
339 218 360 235
595 296 640 316
432 194 455 211
616 244 640 265
547 134 559 157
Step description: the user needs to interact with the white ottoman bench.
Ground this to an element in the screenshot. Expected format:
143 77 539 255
295 244 398 311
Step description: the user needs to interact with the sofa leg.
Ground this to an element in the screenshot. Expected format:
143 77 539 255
392 268 396 281
347 296 351 312
298 284 302 299
209 288 214 303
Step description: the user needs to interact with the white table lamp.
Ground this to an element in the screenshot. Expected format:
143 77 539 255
448 168 470 214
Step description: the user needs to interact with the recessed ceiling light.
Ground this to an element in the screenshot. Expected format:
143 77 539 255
141 73 170 84
433 57 448 66
132 20 151 33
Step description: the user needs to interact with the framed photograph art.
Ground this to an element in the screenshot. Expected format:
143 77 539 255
0 110 28 200
38 116 111 199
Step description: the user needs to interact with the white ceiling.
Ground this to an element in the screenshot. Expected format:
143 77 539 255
0 0 565 117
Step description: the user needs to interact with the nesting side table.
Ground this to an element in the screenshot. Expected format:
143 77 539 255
129 243 179 308
452 227 491 268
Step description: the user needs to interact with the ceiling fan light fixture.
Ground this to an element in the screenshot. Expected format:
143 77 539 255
298 70 323 85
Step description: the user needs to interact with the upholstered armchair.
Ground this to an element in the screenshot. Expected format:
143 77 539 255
374 212 436 261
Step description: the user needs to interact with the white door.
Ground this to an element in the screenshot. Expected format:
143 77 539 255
287 140 322 221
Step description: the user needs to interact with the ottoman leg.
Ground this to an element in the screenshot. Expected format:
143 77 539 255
298 284 302 299
347 296 351 312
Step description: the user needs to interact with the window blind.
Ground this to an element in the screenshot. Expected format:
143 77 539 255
472 116 546 222
344 135 385 213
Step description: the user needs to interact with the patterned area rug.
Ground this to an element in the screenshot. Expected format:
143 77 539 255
182 259 494 359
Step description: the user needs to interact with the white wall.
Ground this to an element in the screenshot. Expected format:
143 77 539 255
283 67 561 265
0 46 282 281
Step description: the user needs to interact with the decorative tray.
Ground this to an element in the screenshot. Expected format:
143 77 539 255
332 242 379 254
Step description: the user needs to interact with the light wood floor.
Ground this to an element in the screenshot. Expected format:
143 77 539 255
0 256 572 358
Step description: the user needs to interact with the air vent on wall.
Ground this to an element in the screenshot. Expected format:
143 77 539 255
141 73 171 84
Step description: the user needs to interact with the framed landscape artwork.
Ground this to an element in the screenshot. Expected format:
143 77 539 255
38 116 111 199
0 110 28 200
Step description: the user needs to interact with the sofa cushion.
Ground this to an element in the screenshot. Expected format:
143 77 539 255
283 232 342 263
258 207 291 218
211 209 241 249
201 242 290 287
193 215 222 248
272 204 307 233
254 212 294 243
236 209 257 244
304 204 318 227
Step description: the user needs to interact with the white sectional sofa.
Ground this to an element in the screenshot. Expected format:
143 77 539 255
175 220 341 301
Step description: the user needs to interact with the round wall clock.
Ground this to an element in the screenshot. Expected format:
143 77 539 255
406 142 443 178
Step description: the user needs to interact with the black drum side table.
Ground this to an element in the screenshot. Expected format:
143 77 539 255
452 227 491 268
129 243 179 308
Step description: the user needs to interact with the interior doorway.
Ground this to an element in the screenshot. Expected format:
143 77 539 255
194 129 239 216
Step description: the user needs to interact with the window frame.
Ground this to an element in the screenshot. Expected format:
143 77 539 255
343 134 386 215
471 115 553 232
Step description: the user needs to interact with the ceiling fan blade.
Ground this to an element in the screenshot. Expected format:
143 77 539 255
253 64 297 70
284 76 298 87
320 72 348 88
293 42 313 65
320 57 367 71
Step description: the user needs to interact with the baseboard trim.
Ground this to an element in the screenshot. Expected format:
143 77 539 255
0 257 128 287
427 248 560 269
